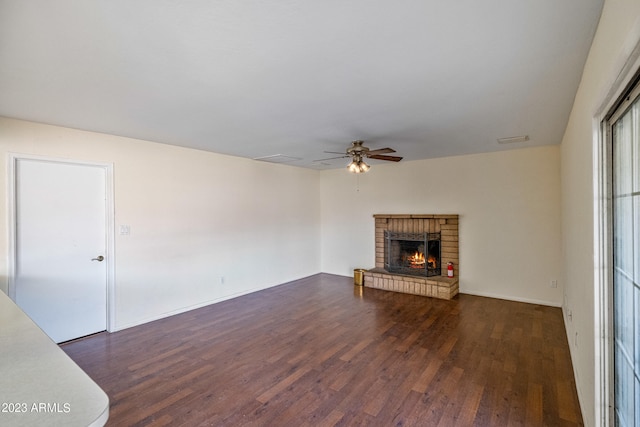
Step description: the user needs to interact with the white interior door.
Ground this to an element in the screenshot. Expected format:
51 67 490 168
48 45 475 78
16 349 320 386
13 158 108 343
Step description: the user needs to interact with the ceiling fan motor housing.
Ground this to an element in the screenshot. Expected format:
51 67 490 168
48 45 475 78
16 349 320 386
346 140 368 156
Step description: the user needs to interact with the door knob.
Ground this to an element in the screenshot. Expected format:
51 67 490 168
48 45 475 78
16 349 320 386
91 256 104 262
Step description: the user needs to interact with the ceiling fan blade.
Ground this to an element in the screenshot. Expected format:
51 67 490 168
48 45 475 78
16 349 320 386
368 154 403 162
324 151 348 155
366 147 396 156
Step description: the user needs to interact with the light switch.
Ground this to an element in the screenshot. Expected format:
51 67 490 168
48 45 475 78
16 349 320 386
119 225 130 235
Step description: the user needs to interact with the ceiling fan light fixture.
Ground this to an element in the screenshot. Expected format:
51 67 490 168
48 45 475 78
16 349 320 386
347 157 370 173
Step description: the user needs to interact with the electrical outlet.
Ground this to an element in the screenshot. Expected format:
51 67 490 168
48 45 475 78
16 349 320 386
550 279 558 288
567 309 572 321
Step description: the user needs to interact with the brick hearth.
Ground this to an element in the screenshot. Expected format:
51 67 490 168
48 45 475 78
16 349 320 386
363 214 459 300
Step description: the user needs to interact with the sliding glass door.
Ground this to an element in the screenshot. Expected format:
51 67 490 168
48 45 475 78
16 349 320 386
611 81 640 427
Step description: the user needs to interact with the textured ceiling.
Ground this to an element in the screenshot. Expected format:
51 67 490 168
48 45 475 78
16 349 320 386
0 0 604 169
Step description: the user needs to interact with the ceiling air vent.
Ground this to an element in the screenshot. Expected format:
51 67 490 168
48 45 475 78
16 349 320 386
497 135 530 144
253 154 302 164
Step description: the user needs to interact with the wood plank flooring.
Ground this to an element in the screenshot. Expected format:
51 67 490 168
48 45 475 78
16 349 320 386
61 274 583 426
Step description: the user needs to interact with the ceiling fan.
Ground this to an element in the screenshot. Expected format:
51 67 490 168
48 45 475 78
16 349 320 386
315 140 403 173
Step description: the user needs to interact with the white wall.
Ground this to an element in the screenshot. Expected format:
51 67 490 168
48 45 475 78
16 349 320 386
0 117 564 324
0 117 321 329
560 1 640 426
320 145 563 306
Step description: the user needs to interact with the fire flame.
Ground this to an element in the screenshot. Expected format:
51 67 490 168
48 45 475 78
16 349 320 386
428 255 437 268
407 252 438 269
408 251 426 268
407 251 438 269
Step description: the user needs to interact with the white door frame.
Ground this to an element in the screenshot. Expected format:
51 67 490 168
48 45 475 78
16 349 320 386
7 153 116 334
592 23 640 427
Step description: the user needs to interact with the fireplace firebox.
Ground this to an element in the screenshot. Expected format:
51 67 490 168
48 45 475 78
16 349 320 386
384 231 441 277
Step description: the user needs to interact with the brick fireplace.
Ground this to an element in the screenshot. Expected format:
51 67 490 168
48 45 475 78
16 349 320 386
363 214 459 300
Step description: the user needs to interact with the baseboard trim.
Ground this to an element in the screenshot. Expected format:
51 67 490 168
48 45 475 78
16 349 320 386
460 290 562 307
112 274 562 332
112 273 322 332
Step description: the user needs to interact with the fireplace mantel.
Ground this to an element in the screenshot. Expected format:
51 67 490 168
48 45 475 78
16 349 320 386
363 214 459 300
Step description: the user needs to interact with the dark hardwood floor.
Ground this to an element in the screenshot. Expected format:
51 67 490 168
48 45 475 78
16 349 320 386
62 274 583 426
